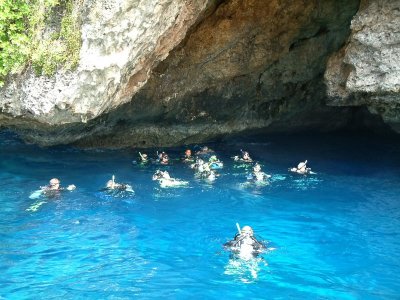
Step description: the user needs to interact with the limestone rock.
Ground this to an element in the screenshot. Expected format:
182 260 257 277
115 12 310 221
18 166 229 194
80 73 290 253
0 0 213 125
325 0 400 132
0 0 363 147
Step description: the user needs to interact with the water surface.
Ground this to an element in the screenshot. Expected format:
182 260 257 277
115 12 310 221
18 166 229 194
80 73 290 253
1 131 400 299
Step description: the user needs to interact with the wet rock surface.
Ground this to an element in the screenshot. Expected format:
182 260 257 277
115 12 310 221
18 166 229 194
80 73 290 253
3 0 393 147
325 0 400 133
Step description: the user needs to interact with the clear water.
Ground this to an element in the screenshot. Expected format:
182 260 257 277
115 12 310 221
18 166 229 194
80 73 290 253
1 131 400 299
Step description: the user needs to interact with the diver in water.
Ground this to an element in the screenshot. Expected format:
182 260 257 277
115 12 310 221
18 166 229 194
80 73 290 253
152 170 171 180
182 149 194 162
105 175 133 192
190 158 205 172
27 178 76 211
233 150 253 162
208 155 224 169
31 178 76 199
195 146 214 155
224 225 265 260
43 178 76 193
138 152 149 163
190 158 216 181
250 163 271 182
199 162 217 181
289 160 312 175
152 170 188 187
158 151 169 165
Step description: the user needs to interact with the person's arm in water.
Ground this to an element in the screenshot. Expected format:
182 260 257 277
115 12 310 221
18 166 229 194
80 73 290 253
251 236 266 252
225 234 248 249
224 233 242 248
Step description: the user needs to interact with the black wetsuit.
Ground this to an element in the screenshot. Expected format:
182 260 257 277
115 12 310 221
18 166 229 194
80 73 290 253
224 234 265 258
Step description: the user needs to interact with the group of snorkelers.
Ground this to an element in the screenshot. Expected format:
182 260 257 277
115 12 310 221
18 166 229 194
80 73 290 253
189 146 224 182
32 146 313 261
31 179 268 260
35 146 313 196
136 146 313 186
35 175 133 197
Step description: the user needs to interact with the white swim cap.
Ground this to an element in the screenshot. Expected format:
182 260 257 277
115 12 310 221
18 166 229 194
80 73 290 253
50 178 60 185
106 180 113 188
241 225 254 236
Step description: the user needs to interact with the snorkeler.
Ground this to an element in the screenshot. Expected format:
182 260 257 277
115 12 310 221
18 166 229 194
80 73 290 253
289 160 312 175
152 170 188 188
138 152 149 163
105 175 133 192
199 162 217 181
27 178 76 211
224 224 266 260
29 178 76 199
182 149 194 162
195 146 214 155
250 163 271 182
152 170 171 180
45 178 76 192
233 150 253 162
208 155 224 169
157 151 169 165
190 158 205 171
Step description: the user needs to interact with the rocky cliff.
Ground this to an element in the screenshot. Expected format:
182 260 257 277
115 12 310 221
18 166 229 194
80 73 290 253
1 0 396 147
325 0 400 133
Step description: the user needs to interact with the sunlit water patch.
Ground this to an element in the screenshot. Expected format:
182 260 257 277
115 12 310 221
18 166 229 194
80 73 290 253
1 131 400 299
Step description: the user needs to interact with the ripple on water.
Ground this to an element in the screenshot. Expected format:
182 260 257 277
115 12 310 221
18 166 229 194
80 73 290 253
1 132 400 298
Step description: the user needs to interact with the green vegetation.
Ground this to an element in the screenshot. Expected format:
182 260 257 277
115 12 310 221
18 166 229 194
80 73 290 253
0 0 30 85
0 0 82 86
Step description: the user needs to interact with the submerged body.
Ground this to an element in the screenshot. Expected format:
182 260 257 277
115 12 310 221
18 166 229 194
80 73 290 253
233 150 253 163
208 155 224 170
191 158 217 181
224 226 266 260
29 178 76 199
152 170 189 188
27 178 76 211
105 176 134 193
290 160 313 175
248 163 271 183
182 149 195 163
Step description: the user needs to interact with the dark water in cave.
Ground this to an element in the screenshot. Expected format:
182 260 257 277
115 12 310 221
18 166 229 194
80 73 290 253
1 130 400 299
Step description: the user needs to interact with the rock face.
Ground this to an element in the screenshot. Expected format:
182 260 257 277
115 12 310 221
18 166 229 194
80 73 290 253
0 0 214 124
325 0 400 133
0 0 368 147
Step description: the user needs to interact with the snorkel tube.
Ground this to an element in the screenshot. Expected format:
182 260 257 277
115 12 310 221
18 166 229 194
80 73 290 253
139 152 146 161
236 223 242 235
112 175 116 188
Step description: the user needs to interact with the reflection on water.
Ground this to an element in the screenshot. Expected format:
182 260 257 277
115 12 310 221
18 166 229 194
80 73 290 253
290 175 323 191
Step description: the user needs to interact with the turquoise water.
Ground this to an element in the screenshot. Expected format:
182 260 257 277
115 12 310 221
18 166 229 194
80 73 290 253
1 131 400 299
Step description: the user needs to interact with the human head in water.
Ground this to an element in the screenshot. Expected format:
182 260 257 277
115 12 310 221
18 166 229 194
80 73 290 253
160 152 169 163
253 163 261 172
241 225 254 237
49 178 61 190
106 180 114 189
297 160 307 171
242 151 250 160
185 149 191 157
